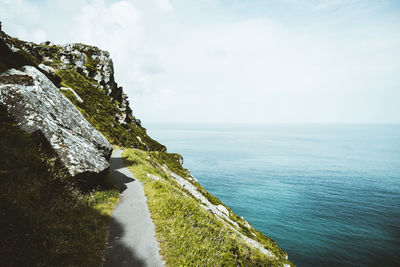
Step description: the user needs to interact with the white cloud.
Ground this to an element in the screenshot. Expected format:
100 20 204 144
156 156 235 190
0 0 40 21
111 1 140 28
0 0 42 40
158 0 173 11
1 0 399 123
32 29 47 43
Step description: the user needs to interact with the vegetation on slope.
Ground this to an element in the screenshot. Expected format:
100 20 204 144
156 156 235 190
0 30 38 73
0 28 163 265
56 68 164 151
0 108 119 266
34 43 165 151
1 28 165 151
122 148 293 266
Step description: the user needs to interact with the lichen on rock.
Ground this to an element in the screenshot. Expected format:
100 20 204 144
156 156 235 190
0 66 113 177
12 35 166 151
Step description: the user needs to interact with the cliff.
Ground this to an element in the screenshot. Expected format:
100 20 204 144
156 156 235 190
0 28 293 266
0 28 165 152
0 66 112 177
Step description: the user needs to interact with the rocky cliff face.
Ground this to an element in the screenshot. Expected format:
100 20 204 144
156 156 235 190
0 29 165 151
24 41 135 125
0 66 112 177
0 28 164 178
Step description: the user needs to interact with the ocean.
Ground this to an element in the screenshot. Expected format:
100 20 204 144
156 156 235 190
146 123 400 266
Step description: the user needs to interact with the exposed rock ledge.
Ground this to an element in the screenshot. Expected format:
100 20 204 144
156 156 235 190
0 65 113 177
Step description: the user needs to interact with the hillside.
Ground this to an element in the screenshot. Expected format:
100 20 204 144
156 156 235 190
0 28 293 266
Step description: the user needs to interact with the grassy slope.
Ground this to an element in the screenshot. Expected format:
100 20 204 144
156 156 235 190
1 27 165 151
122 149 293 267
56 68 164 151
0 30 122 266
35 43 165 151
0 30 39 73
0 109 119 266
0 31 156 265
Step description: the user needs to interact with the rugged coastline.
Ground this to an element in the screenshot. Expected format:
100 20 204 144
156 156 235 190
0 28 293 266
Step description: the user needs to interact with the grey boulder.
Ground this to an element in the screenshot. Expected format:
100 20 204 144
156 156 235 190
0 65 113 177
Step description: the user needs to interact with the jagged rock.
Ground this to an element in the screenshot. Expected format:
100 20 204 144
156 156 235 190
28 42 133 124
38 63 61 87
38 63 56 74
0 65 113 177
216 204 230 216
1 29 166 151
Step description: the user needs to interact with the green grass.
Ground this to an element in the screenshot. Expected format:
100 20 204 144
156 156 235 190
0 30 39 73
2 28 165 152
56 68 165 151
85 49 100 77
147 151 223 205
122 148 293 267
0 109 120 266
1 29 165 265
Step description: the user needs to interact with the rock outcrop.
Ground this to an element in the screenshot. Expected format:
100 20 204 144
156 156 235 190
0 66 112 177
22 42 139 126
1 28 165 151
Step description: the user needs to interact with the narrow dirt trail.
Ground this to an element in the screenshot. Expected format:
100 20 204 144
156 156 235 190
103 150 163 267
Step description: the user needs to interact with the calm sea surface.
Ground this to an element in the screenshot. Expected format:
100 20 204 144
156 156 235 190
146 124 400 266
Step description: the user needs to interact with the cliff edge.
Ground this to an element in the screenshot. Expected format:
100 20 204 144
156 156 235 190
0 27 293 266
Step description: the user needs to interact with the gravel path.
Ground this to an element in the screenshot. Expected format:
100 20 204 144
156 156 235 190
103 150 164 267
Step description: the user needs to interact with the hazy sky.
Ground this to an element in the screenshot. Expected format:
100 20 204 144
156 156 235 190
1 0 400 123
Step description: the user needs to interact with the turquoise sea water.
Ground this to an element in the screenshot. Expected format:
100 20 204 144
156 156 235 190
146 124 400 266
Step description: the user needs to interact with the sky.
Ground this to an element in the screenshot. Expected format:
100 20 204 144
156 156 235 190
1 0 400 123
